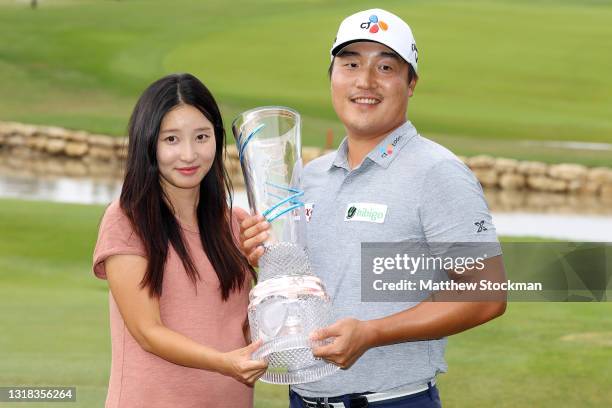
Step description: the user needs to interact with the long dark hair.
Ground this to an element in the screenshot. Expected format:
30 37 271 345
120 73 255 300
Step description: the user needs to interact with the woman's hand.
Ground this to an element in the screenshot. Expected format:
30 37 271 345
218 340 268 386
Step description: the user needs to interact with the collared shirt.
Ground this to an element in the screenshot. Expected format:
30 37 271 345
293 121 501 397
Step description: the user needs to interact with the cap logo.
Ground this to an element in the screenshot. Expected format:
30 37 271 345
360 14 388 34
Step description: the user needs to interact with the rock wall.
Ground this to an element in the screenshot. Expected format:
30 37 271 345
463 155 612 199
1 121 611 199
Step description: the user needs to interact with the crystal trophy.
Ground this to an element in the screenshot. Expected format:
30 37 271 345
232 106 338 384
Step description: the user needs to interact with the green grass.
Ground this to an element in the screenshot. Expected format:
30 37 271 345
1 198 611 407
0 0 612 165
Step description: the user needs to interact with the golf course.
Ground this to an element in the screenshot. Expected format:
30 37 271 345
1 0 612 163
1 199 611 407
1 0 611 406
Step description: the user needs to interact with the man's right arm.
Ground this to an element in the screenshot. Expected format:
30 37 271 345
238 213 270 267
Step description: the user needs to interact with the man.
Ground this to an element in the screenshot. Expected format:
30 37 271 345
239 8 506 408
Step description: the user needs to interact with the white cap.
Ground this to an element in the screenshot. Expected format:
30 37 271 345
330 8 418 72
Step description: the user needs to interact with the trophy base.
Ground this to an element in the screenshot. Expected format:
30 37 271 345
253 334 339 384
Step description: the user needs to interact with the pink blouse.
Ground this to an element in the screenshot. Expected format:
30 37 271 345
93 201 253 408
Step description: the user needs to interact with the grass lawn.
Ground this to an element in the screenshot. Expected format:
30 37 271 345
1 198 611 407
0 1 611 166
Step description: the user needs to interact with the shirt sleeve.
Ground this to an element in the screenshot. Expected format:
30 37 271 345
419 158 502 258
92 201 146 280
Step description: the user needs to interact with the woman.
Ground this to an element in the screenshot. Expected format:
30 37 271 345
92 73 266 408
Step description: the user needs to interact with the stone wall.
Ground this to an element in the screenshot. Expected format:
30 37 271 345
1 121 611 199
0 122 125 180
463 155 612 199
0 122 126 160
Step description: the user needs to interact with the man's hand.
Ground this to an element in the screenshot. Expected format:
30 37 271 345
236 212 270 267
310 318 375 369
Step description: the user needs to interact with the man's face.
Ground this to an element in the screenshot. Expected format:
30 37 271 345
331 41 416 140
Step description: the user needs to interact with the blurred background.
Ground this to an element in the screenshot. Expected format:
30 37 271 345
0 0 611 407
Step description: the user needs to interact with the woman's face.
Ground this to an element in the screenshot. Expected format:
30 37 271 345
156 104 217 193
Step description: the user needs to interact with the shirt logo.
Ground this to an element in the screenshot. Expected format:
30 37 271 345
360 14 389 34
475 220 487 233
344 203 387 223
305 203 315 222
379 144 394 156
379 134 402 159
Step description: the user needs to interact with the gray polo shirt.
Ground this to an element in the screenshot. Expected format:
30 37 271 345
293 121 501 397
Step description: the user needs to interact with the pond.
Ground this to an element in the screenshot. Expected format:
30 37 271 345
1 169 610 241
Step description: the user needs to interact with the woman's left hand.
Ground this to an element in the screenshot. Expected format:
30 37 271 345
218 340 268 386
